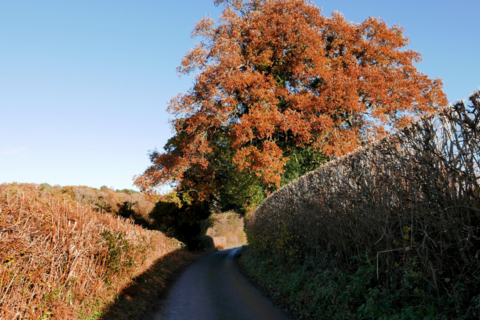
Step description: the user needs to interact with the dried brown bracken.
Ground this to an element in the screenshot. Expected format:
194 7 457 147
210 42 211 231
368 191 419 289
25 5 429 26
0 183 181 319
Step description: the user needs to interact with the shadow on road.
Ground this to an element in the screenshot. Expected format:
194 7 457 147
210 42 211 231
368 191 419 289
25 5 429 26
99 249 205 320
157 247 290 320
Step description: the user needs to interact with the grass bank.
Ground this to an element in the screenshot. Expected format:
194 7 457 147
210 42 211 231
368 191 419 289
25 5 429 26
0 183 190 319
239 246 480 319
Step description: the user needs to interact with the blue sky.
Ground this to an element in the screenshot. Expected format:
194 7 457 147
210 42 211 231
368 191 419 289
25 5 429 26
1 0 479 190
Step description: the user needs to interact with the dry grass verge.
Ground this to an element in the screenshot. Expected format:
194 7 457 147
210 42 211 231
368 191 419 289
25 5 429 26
0 183 181 319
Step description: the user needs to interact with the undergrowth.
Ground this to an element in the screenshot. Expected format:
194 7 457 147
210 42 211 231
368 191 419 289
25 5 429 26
240 246 480 319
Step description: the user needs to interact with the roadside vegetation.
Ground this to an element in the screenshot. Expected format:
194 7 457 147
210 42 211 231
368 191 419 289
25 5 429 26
199 211 246 250
242 91 480 319
0 182 244 319
0 183 183 319
38 184 155 229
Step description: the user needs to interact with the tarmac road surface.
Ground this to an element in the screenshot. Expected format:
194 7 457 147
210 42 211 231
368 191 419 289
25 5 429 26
148 246 290 320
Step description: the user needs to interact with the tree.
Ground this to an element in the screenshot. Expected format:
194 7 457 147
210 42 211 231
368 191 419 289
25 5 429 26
39 183 53 192
149 192 210 243
135 0 447 203
143 126 265 215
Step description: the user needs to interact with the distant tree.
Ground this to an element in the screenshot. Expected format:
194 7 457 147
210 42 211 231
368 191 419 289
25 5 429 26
116 189 138 195
149 192 210 243
100 185 109 191
39 183 52 192
135 0 447 205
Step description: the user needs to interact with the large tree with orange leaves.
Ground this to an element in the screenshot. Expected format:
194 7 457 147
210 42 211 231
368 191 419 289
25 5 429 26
136 0 447 205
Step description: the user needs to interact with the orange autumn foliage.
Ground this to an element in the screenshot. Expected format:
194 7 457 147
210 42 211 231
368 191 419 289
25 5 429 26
136 0 447 200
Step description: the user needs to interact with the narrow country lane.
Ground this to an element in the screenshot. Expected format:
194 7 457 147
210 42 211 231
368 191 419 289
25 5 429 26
146 247 290 320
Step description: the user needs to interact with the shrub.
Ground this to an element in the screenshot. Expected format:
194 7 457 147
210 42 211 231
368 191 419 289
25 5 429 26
149 197 210 244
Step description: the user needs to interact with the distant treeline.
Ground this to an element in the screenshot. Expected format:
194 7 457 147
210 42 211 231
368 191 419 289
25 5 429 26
38 183 155 229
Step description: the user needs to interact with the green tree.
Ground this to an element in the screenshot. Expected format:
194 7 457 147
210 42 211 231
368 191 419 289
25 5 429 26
281 145 328 186
40 183 53 192
149 195 210 243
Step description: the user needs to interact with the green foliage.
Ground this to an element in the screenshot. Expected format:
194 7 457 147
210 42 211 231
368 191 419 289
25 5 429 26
208 128 328 212
116 189 139 195
39 183 53 192
100 185 109 190
241 248 479 319
159 128 268 216
100 230 136 283
149 196 210 244
212 145 266 214
281 146 328 186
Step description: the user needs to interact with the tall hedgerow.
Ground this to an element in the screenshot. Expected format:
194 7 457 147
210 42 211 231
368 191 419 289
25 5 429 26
246 90 480 317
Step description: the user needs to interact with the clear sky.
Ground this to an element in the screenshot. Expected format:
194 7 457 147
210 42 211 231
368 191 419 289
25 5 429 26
1 0 479 190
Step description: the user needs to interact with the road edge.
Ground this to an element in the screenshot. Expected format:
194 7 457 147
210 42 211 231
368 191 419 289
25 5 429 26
235 245 297 320
139 250 211 320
